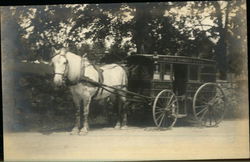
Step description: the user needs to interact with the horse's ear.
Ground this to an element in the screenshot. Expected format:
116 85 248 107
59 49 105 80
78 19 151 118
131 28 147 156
82 53 87 58
52 47 56 53
51 47 58 58
61 48 67 55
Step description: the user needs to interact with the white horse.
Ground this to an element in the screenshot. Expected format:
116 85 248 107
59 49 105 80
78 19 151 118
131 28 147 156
51 48 128 135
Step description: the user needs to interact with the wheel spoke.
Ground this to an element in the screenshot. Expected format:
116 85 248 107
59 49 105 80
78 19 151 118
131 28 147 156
167 94 174 106
196 98 209 105
209 110 212 126
203 114 208 125
196 107 208 116
213 99 225 106
156 112 165 122
155 111 164 115
212 92 222 100
212 95 223 102
194 104 208 112
195 104 208 108
168 99 178 107
211 110 218 124
158 113 166 126
213 103 225 112
199 92 214 102
155 106 165 111
199 109 208 121
198 95 209 103
159 98 168 107
163 115 167 127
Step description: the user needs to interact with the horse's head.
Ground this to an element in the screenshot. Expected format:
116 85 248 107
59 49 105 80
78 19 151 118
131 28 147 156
51 48 69 87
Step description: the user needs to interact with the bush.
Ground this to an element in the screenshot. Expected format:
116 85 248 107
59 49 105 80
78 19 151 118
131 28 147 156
13 73 75 131
219 81 246 119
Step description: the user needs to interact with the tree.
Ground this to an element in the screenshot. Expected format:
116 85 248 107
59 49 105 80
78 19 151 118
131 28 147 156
4 1 247 78
226 0 247 76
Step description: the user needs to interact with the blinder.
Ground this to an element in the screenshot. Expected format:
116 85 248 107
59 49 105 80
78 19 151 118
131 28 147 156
52 54 69 82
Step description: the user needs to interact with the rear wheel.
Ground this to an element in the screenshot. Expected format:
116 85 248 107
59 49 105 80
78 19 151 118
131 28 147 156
193 83 226 127
153 90 178 128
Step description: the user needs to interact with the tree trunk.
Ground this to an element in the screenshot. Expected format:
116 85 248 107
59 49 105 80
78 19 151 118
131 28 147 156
214 2 230 80
133 4 148 54
1 8 18 131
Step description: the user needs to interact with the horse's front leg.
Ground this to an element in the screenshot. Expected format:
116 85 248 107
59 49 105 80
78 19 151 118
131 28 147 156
79 97 91 135
70 97 81 135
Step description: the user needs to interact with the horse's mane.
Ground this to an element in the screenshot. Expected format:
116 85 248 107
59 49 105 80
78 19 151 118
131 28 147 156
65 52 83 82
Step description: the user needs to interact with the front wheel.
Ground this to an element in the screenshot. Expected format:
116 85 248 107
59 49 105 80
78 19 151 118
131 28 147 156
193 83 226 127
153 90 178 128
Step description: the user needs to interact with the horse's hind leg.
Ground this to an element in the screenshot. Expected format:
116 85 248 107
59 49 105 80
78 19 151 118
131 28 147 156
114 94 128 129
121 97 128 129
114 94 122 129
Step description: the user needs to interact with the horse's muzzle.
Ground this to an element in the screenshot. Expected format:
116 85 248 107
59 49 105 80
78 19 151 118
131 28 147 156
53 76 66 89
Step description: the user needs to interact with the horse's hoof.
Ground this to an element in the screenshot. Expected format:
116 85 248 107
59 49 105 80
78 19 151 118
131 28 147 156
114 125 121 129
79 131 88 136
70 128 79 135
79 127 88 136
121 125 128 130
114 122 121 129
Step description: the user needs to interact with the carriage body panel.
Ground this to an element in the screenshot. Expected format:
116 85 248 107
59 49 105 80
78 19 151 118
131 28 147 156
127 54 217 98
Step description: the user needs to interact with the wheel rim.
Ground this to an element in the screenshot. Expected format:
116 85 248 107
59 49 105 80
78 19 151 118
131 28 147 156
153 90 178 128
193 83 226 127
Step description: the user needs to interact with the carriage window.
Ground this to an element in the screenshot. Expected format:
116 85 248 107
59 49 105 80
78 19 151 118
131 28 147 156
153 64 160 80
200 66 216 82
189 65 199 81
163 64 171 80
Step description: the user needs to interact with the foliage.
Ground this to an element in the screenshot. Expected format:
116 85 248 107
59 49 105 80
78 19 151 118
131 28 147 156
12 73 75 130
226 0 247 75
219 82 245 119
3 1 247 77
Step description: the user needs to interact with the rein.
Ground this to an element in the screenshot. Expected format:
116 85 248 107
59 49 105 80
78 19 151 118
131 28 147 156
52 52 136 100
54 72 65 76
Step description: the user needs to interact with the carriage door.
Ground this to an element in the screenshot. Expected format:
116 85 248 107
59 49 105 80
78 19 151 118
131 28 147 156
173 64 188 115
173 64 188 96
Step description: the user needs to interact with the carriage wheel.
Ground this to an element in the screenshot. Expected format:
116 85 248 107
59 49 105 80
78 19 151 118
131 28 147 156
193 83 226 127
153 90 178 128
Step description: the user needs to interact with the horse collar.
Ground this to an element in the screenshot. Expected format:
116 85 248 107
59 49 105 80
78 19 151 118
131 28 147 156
64 56 86 87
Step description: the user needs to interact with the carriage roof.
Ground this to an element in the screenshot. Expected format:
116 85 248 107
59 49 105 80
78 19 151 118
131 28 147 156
127 54 216 67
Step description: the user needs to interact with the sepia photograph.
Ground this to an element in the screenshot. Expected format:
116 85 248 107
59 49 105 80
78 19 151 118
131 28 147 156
1 0 249 161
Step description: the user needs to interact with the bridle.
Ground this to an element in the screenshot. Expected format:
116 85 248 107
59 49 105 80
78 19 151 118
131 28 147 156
52 54 69 81
51 52 86 85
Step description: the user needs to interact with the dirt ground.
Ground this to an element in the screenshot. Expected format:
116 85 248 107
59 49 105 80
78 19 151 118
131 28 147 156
4 119 249 161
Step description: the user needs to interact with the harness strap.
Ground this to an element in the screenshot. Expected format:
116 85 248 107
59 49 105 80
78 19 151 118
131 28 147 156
92 66 104 99
65 57 128 99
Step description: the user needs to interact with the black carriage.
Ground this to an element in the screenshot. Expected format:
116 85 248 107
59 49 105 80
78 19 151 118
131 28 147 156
127 54 226 128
